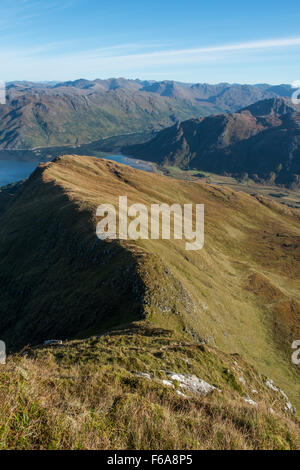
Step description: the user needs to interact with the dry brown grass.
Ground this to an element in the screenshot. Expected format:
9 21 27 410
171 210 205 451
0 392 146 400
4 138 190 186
0 328 299 450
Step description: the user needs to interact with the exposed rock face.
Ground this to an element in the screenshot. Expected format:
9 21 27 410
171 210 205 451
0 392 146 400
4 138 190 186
133 369 296 416
133 370 220 397
165 371 221 396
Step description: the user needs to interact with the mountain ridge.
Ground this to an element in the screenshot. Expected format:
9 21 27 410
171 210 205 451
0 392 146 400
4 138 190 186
0 79 297 150
124 97 300 188
0 154 299 411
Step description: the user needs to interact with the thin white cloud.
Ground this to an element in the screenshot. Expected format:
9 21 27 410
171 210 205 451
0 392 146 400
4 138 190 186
1 35 300 81
145 37 300 57
0 0 76 28
91 36 300 68
45 35 300 71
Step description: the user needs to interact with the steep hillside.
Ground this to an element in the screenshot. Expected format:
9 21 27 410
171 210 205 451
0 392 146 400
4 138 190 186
0 86 206 150
0 155 299 417
0 79 294 150
125 98 300 188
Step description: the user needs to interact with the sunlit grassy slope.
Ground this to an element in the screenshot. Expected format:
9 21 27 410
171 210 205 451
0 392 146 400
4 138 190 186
0 155 299 449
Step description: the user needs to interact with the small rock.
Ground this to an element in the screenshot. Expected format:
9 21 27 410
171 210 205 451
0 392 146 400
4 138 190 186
44 340 63 346
158 379 174 388
265 379 278 392
280 390 289 400
177 390 188 398
239 377 246 385
243 398 258 406
285 401 297 415
165 371 220 396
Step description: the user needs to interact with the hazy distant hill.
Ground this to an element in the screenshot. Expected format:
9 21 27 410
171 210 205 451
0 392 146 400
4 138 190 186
125 97 300 188
0 79 296 150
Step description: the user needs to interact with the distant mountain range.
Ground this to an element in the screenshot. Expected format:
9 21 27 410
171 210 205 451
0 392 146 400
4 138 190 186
0 78 297 150
125 97 300 188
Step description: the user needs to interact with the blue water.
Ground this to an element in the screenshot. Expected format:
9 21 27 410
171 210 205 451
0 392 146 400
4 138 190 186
0 160 37 187
0 155 154 187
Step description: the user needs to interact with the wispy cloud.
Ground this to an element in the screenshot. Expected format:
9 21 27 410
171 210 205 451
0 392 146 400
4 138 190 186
87 36 300 69
1 35 300 81
0 0 76 29
149 37 300 57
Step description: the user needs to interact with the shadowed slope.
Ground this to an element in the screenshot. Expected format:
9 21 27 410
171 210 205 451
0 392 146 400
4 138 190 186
0 165 146 348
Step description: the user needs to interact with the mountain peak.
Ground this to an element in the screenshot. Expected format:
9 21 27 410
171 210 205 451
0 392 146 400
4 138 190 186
241 97 299 117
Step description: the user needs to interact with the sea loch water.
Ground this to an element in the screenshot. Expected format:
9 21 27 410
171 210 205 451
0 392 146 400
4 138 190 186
0 160 37 187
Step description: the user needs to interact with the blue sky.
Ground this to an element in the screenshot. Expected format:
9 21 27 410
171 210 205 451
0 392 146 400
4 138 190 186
1 0 300 84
